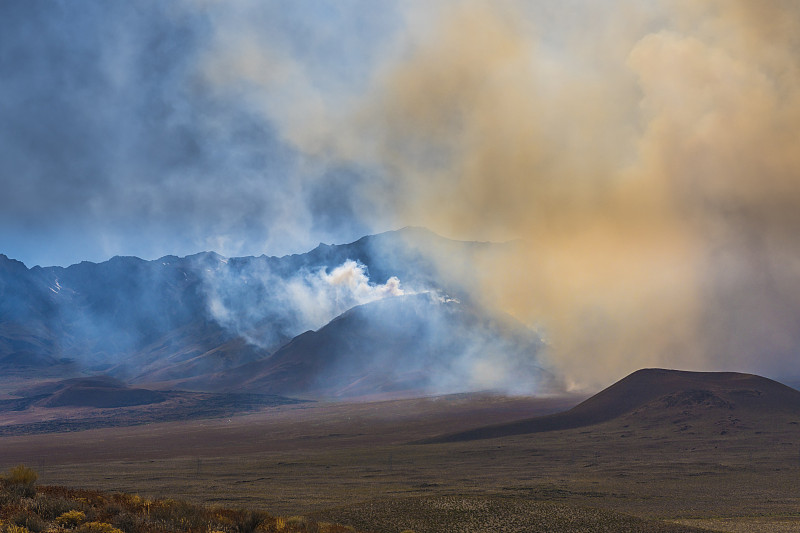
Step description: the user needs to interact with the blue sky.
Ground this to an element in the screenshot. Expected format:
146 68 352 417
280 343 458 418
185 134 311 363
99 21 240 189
0 0 399 267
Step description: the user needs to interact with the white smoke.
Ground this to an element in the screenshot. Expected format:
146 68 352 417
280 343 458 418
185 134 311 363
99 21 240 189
201 258 409 349
284 260 406 331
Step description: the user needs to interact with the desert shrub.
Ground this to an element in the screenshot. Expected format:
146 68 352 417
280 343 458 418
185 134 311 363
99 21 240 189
109 494 149 514
316 523 355 533
107 502 124 515
98 502 125 523
282 516 319 533
148 499 207 530
232 509 268 533
0 490 14 507
56 510 87 528
76 522 123 533
34 497 85 520
5 466 37 487
10 513 44 533
3 466 37 498
3 524 29 533
110 512 143 533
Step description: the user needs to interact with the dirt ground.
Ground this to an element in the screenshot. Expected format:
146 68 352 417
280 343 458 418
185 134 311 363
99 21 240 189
2 393 799 532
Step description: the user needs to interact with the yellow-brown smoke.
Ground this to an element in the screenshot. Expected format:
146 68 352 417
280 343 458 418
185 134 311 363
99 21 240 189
352 0 800 388
206 0 800 389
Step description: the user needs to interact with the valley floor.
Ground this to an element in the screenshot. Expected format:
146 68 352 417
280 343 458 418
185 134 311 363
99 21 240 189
1 393 799 532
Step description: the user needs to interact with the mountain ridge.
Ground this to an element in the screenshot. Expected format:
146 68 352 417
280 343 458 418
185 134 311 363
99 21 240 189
159 293 554 398
0 228 542 398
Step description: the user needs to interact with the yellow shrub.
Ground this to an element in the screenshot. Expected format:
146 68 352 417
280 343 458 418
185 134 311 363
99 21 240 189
285 516 307 526
56 510 86 528
76 522 123 533
3 465 37 497
5 465 37 486
318 522 355 533
4 525 30 533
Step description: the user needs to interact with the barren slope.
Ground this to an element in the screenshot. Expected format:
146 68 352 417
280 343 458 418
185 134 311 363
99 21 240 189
425 368 800 442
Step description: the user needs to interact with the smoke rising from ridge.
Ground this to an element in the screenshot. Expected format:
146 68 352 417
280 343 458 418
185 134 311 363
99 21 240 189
4 1 800 390
202 0 800 388
201 258 408 349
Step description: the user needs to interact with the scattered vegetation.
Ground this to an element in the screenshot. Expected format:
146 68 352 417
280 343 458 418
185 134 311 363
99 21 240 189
311 495 716 533
0 465 717 532
2 466 38 499
56 510 86 528
0 466 360 533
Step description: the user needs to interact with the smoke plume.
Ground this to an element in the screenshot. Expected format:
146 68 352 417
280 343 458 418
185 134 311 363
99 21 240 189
7 0 799 391
201 258 408 349
202 0 800 388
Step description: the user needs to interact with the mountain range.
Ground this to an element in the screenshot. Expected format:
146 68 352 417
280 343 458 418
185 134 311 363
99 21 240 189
0 228 555 398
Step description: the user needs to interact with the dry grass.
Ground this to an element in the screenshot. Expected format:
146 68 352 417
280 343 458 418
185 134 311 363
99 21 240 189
0 467 362 533
311 495 715 533
673 517 800 533
2 393 800 532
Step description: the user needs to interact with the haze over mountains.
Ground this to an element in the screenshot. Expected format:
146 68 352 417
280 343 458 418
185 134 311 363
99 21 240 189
0 228 554 398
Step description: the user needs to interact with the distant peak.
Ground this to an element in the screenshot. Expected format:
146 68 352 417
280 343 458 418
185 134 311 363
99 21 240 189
108 255 146 263
185 251 225 260
0 254 30 271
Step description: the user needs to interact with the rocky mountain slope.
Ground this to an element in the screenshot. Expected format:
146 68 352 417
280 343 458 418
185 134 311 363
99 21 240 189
0 228 545 397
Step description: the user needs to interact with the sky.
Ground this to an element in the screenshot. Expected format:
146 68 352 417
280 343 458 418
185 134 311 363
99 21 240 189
3 0 800 385
0 0 400 267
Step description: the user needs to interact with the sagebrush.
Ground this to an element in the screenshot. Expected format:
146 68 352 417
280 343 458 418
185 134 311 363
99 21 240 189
0 466 361 533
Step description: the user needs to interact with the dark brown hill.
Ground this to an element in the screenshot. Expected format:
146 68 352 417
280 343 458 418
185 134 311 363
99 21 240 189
40 384 166 408
176 294 555 398
15 376 167 408
424 368 800 443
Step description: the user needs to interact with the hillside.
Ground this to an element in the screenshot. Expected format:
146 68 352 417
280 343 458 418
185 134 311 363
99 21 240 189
171 293 555 398
425 368 800 442
0 376 303 436
0 228 524 398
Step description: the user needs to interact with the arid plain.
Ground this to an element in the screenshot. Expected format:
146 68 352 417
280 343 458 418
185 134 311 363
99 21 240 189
3 374 800 533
